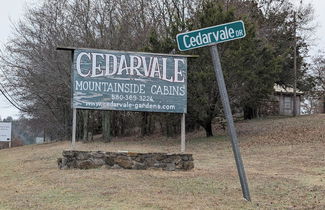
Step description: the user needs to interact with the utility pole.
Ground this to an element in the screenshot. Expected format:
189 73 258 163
293 11 297 117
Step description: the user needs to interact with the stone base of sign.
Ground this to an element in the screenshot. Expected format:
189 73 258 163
57 150 194 171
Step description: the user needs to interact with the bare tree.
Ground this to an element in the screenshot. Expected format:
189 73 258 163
0 0 317 140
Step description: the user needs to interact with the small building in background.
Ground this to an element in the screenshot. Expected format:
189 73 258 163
35 137 44 144
274 85 303 116
260 85 303 116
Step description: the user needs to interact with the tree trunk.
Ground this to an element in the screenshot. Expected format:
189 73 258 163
244 106 257 120
204 121 213 137
141 112 149 136
102 111 111 142
82 110 89 141
76 110 82 140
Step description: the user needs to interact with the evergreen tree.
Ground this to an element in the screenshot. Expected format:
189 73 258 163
187 1 280 136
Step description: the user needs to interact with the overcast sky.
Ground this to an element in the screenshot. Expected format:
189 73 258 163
0 0 325 120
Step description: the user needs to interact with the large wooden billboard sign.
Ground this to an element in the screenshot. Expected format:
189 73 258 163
72 49 187 113
57 46 190 152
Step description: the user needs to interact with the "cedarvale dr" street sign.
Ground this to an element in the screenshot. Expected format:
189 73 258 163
176 20 251 201
176 20 246 51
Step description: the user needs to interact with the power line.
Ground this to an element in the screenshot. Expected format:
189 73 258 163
0 82 21 107
0 87 26 112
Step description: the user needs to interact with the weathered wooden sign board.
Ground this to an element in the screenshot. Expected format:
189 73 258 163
57 46 192 153
72 49 187 113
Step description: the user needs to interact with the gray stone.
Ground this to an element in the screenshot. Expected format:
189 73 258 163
187 155 194 161
134 155 146 162
173 156 182 164
58 150 194 171
115 156 133 169
144 158 156 167
91 151 106 158
106 152 117 158
127 152 139 157
76 151 91 160
77 160 98 169
175 162 184 169
181 155 189 161
165 163 176 171
153 162 166 168
183 161 194 170
155 154 167 161
133 162 147 170
104 156 115 166
111 164 121 169
62 150 76 157
57 158 63 169
92 158 105 167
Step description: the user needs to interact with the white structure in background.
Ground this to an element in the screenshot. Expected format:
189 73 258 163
301 93 325 115
274 85 303 116
0 122 12 147
35 137 44 144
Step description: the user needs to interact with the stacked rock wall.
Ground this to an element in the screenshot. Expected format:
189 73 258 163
58 150 194 171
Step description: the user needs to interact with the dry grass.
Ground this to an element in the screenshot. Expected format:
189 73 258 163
0 114 324 209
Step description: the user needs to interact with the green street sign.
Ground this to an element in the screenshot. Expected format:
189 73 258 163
176 20 246 51
176 20 251 201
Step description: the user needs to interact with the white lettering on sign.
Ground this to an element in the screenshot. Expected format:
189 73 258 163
75 81 146 94
76 52 91 77
174 59 185 83
73 49 188 113
129 55 142 76
151 85 186 96
182 26 238 49
92 53 105 77
76 53 186 83
105 54 118 76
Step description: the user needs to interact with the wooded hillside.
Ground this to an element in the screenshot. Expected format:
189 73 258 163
0 0 316 140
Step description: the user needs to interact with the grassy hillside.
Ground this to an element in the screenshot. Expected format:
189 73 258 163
0 115 324 209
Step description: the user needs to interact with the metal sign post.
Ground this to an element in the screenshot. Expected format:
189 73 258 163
210 45 250 201
176 20 251 201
